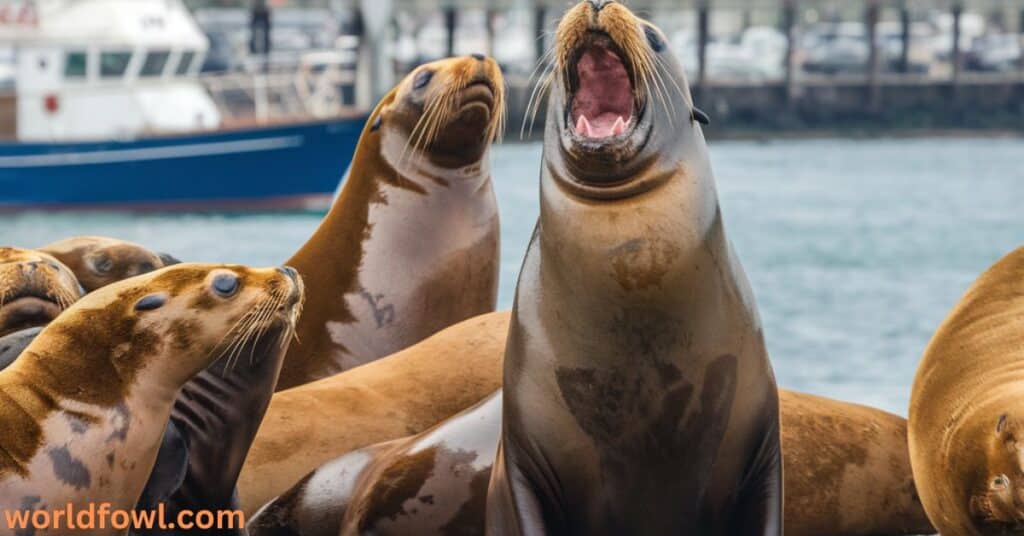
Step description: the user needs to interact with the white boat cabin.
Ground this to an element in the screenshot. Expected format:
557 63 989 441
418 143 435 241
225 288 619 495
1 0 220 142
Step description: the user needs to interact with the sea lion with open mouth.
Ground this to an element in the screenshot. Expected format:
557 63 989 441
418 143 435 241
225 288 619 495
0 263 303 533
0 247 82 340
485 1 781 533
277 54 506 391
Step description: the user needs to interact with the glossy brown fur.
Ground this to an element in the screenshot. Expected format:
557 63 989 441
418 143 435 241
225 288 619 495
278 56 504 390
248 311 932 536
910 246 1024 535
781 391 933 536
0 264 302 518
39 236 167 292
0 247 82 338
238 311 507 513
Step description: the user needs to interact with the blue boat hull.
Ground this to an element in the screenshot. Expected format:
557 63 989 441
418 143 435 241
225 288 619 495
0 116 366 211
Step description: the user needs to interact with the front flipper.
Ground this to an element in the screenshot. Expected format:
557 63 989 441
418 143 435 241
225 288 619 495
486 438 562 536
135 422 189 511
0 327 42 371
732 418 783 536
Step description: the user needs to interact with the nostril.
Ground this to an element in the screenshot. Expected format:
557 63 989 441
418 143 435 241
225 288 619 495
471 53 486 61
277 266 298 282
588 0 613 11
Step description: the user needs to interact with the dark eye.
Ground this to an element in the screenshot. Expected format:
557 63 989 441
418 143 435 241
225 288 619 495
135 294 167 311
93 255 113 274
138 262 155 273
644 26 665 52
212 273 240 297
413 70 433 90
993 475 1009 489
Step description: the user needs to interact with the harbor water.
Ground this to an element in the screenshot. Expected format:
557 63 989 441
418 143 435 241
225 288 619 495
1 136 1021 416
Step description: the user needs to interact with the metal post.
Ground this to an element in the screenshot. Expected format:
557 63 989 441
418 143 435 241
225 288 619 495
952 3 963 88
486 8 498 58
696 0 710 91
534 1 547 66
866 0 881 111
782 0 797 105
1019 9 1024 73
444 6 457 58
899 3 911 73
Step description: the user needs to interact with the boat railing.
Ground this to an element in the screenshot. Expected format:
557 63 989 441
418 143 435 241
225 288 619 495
200 57 362 127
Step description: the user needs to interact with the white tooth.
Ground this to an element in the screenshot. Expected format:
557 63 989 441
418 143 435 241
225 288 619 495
576 115 594 137
612 116 626 135
577 115 593 137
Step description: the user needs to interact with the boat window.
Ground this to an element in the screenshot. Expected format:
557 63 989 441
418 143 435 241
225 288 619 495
64 51 87 79
176 51 195 75
100 51 132 78
140 50 170 77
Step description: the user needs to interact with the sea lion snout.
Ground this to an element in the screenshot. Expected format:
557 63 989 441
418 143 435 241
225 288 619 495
0 248 82 337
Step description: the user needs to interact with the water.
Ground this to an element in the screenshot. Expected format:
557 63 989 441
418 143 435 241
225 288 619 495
2 137 1022 416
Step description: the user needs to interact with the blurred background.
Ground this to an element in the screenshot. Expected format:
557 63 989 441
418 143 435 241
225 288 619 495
0 0 1022 415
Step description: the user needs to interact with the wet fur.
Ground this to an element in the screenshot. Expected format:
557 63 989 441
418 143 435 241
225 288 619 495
277 56 505 390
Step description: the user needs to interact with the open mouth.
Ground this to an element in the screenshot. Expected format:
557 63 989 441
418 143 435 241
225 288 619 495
568 33 640 140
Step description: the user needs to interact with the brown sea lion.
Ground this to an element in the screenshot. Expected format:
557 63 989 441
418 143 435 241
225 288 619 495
485 1 781 533
39 236 169 292
0 247 82 339
247 325 932 536
277 54 506 391
909 246 1024 535
237 311 507 514
0 263 303 531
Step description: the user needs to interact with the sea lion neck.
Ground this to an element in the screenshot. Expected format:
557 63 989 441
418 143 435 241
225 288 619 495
536 145 724 316
280 97 499 388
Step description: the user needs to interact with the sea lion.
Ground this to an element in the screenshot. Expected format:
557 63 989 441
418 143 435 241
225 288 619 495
39 236 170 293
0 263 303 529
277 54 506 390
485 2 782 533
909 246 1024 535
0 247 83 338
782 390 933 536
248 345 931 535
237 311 507 514
0 328 42 371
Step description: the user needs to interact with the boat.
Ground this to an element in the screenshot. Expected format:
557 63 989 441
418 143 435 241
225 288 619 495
0 0 368 211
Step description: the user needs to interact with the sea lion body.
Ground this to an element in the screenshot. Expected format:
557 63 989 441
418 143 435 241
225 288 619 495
909 247 1024 534
0 247 82 338
237 311 506 514
782 391 933 536
0 263 303 534
277 55 505 390
39 236 169 292
486 3 781 534
250 366 930 536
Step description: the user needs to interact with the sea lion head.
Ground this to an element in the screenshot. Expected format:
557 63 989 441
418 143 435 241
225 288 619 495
545 0 708 200
535 1 720 307
968 413 1024 531
376 55 505 168
0 247 83 337
35 263 305 400
39 236 168 292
